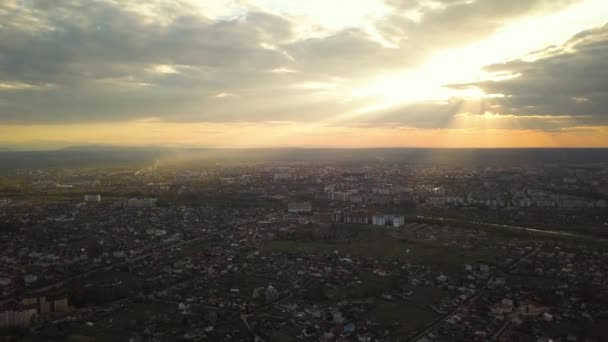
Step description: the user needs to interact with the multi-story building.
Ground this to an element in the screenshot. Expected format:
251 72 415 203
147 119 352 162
84 194 101 202
288 201 312 213
372 214 405 228
0 296 72 327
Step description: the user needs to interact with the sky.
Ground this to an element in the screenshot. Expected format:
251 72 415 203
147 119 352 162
1 0 608 149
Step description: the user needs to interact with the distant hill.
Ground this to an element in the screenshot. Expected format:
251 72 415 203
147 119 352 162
58 144 171 152
0 148 166 172
0 147 607 173
60 145 124 151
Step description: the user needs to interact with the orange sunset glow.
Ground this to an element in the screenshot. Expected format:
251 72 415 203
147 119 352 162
1 0 608 148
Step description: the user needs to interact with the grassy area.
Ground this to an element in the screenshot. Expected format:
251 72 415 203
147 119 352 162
262 228 500 274
269 329 300 342
407 215 608 246
365 300 439 336
323 271 394 300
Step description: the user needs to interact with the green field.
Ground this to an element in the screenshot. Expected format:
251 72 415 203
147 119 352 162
262 227 501 274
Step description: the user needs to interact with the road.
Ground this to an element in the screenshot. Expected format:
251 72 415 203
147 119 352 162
406 246 541 342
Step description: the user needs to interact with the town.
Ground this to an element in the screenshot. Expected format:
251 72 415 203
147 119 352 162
0 150 607 341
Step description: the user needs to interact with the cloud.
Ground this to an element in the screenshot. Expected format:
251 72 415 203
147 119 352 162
0 1 293 86
0 0 597 130
452 23 608 127
215 92 237 98
376 0 576 54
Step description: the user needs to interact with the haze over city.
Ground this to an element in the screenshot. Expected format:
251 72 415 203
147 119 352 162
1 0 608 148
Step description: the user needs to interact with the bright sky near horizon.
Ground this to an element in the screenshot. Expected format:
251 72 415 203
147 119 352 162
1 0 608 148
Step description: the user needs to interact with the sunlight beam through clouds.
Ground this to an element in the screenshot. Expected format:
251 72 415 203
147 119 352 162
0 0 608 147
350 0 608 113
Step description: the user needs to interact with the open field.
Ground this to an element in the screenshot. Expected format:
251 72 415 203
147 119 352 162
406 215 608 246
262 226 503 274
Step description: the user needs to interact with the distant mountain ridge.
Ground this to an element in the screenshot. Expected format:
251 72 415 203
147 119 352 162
1 147 607 174
60 145 125 151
